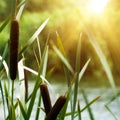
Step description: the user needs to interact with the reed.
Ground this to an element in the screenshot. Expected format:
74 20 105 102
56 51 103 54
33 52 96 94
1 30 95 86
24 69 28 102
46 95 66 120
10 17 19 80
40 82 52 115
0 1 119 120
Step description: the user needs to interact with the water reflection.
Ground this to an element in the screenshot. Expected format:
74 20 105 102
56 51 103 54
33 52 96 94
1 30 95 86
0 81 120 120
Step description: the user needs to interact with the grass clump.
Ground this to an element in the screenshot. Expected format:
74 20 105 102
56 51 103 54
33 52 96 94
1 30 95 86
0 0 119 120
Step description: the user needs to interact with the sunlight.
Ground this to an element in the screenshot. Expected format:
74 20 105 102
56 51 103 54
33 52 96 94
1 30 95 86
87 0 109 14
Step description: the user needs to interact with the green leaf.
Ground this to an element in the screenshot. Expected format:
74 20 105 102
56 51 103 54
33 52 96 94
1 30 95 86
53 45 74 74
17 99 27 119
78 59 90 82
0 43 9 71
57 94 69 120
35 93 41 120
17 0 26 9
65 96 100 117
0 17 10 33
4 81 10 117
105 105 118 120
16 1 25 21
85 28 116 92
27 46 48 119
77 100 81 120
75 33 82 72
19 18 49 58
80 96 100 113
56 31 66 56
72 73 79 120
81 89 94 120
63 66 71 87
0 79 6 119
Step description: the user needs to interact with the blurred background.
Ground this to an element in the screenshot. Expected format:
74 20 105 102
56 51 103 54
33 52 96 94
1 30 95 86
0 0 120 85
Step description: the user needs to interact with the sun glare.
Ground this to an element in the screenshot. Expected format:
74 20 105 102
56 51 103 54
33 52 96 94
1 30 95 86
87 0 109 14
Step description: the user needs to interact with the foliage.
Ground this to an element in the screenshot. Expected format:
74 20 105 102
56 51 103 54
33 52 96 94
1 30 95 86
0 1 120 119
1 0 120 76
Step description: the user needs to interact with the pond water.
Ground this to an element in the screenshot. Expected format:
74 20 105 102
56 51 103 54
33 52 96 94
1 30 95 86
0 80 120 120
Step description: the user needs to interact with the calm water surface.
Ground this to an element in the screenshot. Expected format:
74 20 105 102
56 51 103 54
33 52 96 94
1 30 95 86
0 81 120 120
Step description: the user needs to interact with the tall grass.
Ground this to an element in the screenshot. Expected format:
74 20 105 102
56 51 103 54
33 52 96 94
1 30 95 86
0 1 119 120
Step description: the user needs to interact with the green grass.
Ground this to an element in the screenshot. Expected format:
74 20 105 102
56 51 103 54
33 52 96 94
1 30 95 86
0 1 119 120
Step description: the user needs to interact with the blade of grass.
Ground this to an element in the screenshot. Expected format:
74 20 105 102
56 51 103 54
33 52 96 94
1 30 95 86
80 96 100 112
19 18 49 58
33 48 40 68
46 67 55 79
0 43 9 72
75 33 82 72
0 17 10 33
21 66 50 85
17 0 26 9
4 81 14 119
81 89 94 120
77 100 81 120
16 1 25 21
27 46 48 119
0 55 9 77
78 59 91 82
63 66 71 87
65 96 100 117
37 37 41 61
57 93 69 120
72 73 79 120
17 99 27 119
105 92 120 105
56 31 66 56
70 59 90 119
4 81 10 118
18 59 27 119
105 105 118 120
0 78 6 119
53 45 74 74
35 93 41 120
85 28 116 91
18 59 25 102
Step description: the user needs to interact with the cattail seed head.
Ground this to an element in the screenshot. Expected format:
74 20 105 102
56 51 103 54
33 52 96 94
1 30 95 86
40 83 52 115
10 18 19 80
46 95 66 120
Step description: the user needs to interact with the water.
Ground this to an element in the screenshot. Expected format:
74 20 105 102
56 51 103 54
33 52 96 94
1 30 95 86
0 81 120 120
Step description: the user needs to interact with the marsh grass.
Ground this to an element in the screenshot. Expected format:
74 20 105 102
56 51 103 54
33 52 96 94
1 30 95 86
0 0 119 120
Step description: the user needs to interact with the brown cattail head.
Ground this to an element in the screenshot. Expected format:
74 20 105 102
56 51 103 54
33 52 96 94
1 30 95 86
40 83 52 115
10 17 19 80
46 95 66 120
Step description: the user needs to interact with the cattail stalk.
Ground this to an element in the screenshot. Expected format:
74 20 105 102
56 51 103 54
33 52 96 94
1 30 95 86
46 95 66 120
10 17 19 80
40 83 52 115
24 69 28 102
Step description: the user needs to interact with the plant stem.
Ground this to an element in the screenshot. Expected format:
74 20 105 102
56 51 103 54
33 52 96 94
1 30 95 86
12 80 14 105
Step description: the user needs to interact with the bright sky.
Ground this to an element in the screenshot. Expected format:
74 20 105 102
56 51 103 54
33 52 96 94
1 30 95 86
87 0 109 14
78 0 109 15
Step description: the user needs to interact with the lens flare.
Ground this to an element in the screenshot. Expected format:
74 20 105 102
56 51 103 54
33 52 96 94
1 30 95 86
87 0 109 14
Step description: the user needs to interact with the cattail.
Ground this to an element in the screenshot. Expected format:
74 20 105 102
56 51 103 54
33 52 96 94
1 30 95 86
46 95 66 120
40 83 52 115
24 69 28 102
10 17 19 80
